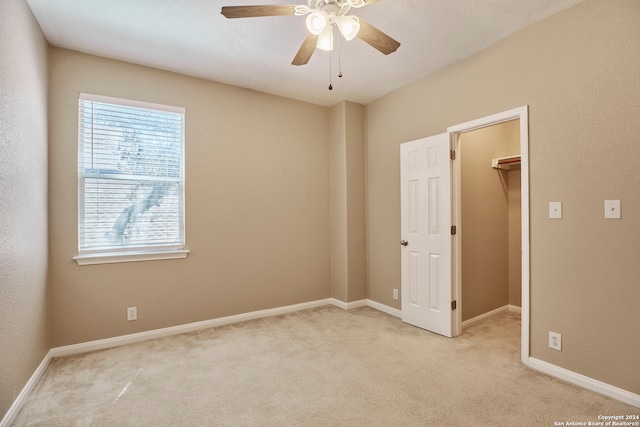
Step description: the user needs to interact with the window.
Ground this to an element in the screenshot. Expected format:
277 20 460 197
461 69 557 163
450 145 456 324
75 94 188 265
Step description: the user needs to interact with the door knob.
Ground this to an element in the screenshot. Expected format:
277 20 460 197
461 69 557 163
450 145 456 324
400 240 408 246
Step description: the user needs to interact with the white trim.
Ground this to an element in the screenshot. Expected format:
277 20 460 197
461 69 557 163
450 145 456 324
447 106 530 365
330 298 368 310
79 92 185 114
52 299 333 357
348 299 368 309
331 299 349 310
527 358 640 409
462 305 510 328
447 107 526 134
74 249 190 266
46 298 376 358
77 93 187 261
461 304 522 328
0 350 54 427
366 299 402 318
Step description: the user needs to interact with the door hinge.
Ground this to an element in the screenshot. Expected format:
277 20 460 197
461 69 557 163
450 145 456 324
451 225 457 235
450 150 456 160
452 300 457 310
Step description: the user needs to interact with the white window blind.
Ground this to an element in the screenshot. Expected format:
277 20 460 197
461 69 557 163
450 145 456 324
77 94 185 257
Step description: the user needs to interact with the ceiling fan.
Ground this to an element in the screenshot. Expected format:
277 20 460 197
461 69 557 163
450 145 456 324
221 0 401 66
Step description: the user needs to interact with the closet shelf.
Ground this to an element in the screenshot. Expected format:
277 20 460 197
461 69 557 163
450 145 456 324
492 155 521 170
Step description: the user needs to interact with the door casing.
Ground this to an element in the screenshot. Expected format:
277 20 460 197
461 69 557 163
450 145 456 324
447 106 530 363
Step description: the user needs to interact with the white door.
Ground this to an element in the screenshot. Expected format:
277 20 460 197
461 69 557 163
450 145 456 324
400 133 453 337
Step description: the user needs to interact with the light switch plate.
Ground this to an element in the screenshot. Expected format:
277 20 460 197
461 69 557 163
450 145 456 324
604 200 621 219
549 202 562 219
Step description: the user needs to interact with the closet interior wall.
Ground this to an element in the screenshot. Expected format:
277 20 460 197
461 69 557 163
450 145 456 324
460 120 521 322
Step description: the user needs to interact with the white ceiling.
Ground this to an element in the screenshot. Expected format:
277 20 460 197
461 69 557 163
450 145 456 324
27 0 583 107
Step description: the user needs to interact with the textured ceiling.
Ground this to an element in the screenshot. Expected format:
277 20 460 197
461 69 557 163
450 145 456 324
27 0 584 107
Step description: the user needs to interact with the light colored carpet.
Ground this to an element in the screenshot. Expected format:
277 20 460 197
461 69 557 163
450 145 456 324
12 306 637 426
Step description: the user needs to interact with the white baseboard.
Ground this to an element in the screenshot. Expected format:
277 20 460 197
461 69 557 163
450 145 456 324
331 298 401 318
462 304 521 328
365 299 401 318
0 350 54 427
52 299 333 358
51 298 383 358
330 298 368 310
527 358 640 409
50 298 400 359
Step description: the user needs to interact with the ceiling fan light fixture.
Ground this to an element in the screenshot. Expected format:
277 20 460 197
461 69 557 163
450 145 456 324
316 26 334 51
349 0 367 8
336 15 360 41
220 1 401 71
306 11 328 35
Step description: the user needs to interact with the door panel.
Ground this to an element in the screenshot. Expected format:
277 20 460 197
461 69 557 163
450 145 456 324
400 133 453 337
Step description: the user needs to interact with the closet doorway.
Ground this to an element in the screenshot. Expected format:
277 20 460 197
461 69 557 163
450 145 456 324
459 119 521 324
448 107 530 363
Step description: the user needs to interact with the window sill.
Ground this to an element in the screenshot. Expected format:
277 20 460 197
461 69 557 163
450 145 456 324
74 249 189 266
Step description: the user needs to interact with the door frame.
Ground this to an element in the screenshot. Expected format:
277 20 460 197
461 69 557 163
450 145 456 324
447 106 530 364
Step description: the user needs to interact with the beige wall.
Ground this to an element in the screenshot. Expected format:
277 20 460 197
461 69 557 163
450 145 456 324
330 101 367 303
344 102 367 302
48 48 331 346
366 0 640 394
460 122 512 321
0 0 50 417
330 103 348 301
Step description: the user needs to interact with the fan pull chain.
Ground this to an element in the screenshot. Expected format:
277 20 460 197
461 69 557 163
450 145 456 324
337 32 343 78
329 34 333 90
328 50 333 90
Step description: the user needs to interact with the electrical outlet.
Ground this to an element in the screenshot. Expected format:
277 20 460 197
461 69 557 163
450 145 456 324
549 331 562 351
127 307 137 321
393 288 399 300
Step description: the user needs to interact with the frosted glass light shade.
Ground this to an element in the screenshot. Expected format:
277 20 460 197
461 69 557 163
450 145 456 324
306 11 328 35
316 26 334 51
336 15 360 41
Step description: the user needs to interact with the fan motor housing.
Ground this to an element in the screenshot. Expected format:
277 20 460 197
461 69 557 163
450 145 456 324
312 0 348 15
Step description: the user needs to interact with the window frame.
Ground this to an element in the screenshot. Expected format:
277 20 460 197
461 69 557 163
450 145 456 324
73 93 189 265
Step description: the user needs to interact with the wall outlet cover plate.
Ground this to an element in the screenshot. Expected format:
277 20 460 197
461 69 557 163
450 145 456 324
549 331 562 351
549 202 562 219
